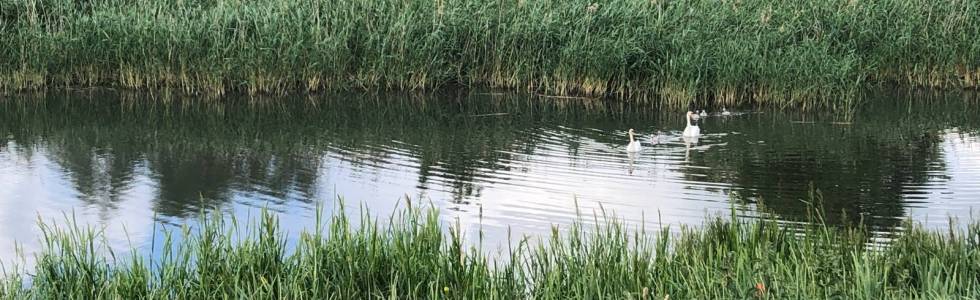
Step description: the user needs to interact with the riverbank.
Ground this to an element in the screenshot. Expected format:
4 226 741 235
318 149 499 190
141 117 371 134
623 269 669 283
3 0 978 107
1 203 978 299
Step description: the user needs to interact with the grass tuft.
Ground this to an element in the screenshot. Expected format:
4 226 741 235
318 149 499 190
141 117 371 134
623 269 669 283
1 198 979 299
1 0 978 108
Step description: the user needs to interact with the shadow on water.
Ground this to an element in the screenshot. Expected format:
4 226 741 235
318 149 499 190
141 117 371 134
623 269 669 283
0 89 978 233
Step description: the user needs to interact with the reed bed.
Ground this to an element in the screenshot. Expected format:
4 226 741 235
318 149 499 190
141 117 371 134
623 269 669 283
1 200 979 299
1 0 978 107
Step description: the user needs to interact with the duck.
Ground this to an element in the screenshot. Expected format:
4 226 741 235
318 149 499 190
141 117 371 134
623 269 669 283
683 111 700 137
721 107 731 116
699 110 708 117
626 128 642 152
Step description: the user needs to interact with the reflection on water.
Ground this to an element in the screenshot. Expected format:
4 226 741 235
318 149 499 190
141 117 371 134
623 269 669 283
1 90 979 266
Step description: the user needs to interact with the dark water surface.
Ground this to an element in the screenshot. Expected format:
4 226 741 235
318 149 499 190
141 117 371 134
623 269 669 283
1 91 979 265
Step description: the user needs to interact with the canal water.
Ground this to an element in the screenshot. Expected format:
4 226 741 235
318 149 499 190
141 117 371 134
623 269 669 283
1 90 978 266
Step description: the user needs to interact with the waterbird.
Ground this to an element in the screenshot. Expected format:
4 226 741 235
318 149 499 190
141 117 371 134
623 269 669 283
721 107 731 116
626 128 642 152
649 130 663 145
683 111 701 137
699 110 708 117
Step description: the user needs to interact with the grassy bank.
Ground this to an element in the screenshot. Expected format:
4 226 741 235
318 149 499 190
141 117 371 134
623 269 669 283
2 0 978 107
1 203 979 299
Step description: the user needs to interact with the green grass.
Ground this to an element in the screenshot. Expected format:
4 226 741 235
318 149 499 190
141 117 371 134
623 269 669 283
1 0 978 108
1 197 979 299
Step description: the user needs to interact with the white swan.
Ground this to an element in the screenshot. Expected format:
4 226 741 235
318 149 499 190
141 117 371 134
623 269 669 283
626 128 642 152
683 111 700 137
721 107 731 116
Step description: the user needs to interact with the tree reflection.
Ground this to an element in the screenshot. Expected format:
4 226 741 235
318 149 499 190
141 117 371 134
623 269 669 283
0 90 976 229
686 92 978 229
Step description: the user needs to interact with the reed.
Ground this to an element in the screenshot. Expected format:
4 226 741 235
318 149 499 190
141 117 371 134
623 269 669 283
1 197 979 299
1 0 978 107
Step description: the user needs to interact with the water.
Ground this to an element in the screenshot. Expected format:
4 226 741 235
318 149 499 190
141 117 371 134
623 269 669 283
1 90 979 266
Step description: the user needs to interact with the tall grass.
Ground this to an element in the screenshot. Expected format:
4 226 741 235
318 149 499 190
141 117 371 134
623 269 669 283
1 199 979 299
1 0 978 107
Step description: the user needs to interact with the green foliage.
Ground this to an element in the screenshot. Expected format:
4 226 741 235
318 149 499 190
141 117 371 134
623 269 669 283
1 0 978 107
2 199 980 299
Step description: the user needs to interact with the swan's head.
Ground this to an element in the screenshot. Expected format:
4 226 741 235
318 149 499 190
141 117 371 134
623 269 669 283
628 128 635 135
686 111 700 126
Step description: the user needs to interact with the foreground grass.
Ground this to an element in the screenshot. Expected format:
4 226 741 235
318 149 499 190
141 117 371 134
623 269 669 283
2 0 979 107
1 203 979 299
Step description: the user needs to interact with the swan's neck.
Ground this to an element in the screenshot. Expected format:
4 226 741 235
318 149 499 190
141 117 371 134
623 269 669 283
629 132 635 143
686 115 691 126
